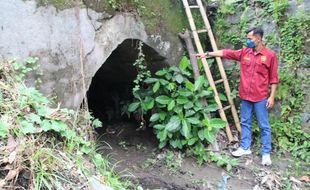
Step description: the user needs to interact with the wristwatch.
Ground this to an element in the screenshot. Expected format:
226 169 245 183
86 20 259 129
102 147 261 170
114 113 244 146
205 51 209 56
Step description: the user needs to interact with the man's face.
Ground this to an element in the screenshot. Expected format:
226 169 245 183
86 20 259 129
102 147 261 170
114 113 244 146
247 31 261 44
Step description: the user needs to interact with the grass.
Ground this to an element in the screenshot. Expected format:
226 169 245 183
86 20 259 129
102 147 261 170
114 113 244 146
0 58 133 189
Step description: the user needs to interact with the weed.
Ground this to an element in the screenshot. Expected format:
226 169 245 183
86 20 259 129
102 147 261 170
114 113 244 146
0 58 130 189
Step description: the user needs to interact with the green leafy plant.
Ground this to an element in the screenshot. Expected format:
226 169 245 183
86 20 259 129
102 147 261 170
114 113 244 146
0 58 132 189
127 56 227 163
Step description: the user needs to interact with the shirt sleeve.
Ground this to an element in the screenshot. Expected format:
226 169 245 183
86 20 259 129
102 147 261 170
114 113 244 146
222 49 243 61
269 53 279 84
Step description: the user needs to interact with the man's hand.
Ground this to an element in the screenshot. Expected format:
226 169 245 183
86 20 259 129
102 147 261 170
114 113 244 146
266 96 275 109
194 53 209 59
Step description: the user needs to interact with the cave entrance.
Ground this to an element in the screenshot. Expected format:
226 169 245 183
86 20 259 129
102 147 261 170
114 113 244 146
87 39 166 137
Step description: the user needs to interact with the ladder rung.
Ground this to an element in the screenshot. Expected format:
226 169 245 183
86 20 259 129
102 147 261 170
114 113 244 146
189 5 200 8
222 105 231 111
214 79 224 84
196 29 208 34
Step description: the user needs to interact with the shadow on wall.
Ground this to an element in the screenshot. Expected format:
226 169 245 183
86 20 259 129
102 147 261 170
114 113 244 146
87 39 167 128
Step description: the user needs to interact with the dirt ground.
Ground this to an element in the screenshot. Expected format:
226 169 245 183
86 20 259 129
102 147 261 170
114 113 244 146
98 121 308 190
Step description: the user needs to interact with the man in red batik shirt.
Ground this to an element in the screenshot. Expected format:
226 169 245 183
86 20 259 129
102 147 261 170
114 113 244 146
196 27 279 166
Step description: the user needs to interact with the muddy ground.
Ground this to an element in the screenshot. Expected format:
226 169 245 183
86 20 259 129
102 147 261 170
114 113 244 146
98 121 308 190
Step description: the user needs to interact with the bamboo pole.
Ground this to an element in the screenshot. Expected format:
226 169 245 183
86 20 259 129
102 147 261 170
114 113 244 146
196 0 241 132
179 29 220 151
182 0 233 142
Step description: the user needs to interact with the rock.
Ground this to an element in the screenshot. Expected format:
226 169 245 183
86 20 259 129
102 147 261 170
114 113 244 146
88 176 114 190
0 0 183 108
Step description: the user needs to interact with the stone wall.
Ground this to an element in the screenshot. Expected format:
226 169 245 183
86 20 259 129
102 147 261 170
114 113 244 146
0 0 184 108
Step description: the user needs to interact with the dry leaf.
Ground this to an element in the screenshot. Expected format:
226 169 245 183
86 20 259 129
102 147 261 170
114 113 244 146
6 135 18 152
253 184 262 190
292 184 301 190
245 159 253 166
99 175 106 183
261 175 269 184
5 169 19 181
290 176 302 185
8 151 17 164
0 179 5 188
299 176 310 183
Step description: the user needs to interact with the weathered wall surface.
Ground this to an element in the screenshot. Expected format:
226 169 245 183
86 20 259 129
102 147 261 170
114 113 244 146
0 0 184 108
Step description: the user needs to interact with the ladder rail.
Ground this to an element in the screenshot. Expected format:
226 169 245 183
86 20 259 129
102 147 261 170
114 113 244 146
196 0 241 132
182 0 233 142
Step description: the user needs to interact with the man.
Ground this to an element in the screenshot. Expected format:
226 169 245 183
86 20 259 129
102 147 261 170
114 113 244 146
195 27 279 165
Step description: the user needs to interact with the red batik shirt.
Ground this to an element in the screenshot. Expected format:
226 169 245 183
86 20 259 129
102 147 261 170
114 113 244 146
223 47 279 102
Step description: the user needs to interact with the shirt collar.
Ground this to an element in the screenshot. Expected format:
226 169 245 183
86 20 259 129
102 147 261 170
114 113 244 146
250 46 268 56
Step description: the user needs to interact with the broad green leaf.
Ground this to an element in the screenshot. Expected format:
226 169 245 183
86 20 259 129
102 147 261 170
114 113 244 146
37 106 53 117
185 110 196 117
159 112 167 120
92 119 102 128
179 56 190 71
170 66 180 72
184 102 194 109
128 102 140 112
210 118 227 129
198 129 204 140
81 145 92 154
51 120 67 132
159 141 167 149
165 73 173 80
0 121 9 138
155 95 171 105
206 104 219 112
158 130 168 142
176 97 189 104
62 130 76 139
219 93 228 101
187 117 200 125
150 113 160 122
179 89 192 97
181 120 190 139
153 124 165 130
20 120 36 134
194 76 205 91
153 81 160 93
144 78 158 84
27 113 41 124
175 74 184 84
167 100 176 111
166 116 181 132
145 99 154 110
204 128 215 143
167 83 176 91
202 118 210 127
187 138 197 145
170 139 183 149
41 120 52 131
198 90 212 97
185 81 194 91
159 79 169 86
155 70 167 76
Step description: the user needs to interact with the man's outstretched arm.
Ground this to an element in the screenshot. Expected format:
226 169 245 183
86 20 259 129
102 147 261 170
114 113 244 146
195 50 224 58
195 49 242 61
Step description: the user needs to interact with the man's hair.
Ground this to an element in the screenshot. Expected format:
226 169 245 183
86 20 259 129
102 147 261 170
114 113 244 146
246 27 264 38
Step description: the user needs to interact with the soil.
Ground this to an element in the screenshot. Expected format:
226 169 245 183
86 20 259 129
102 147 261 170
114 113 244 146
97 121 297 190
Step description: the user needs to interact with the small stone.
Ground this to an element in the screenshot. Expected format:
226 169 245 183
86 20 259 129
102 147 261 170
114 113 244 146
88 176 115 190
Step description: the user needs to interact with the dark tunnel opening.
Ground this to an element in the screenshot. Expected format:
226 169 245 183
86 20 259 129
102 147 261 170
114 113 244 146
87 39 167 134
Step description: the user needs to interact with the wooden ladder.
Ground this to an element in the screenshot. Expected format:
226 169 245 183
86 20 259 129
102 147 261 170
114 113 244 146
182 0 241 142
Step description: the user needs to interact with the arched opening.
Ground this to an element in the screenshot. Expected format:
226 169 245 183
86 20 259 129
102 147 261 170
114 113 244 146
87 39 167 137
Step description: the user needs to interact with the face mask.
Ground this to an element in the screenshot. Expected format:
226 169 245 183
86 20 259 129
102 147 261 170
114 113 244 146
246 39 256 48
